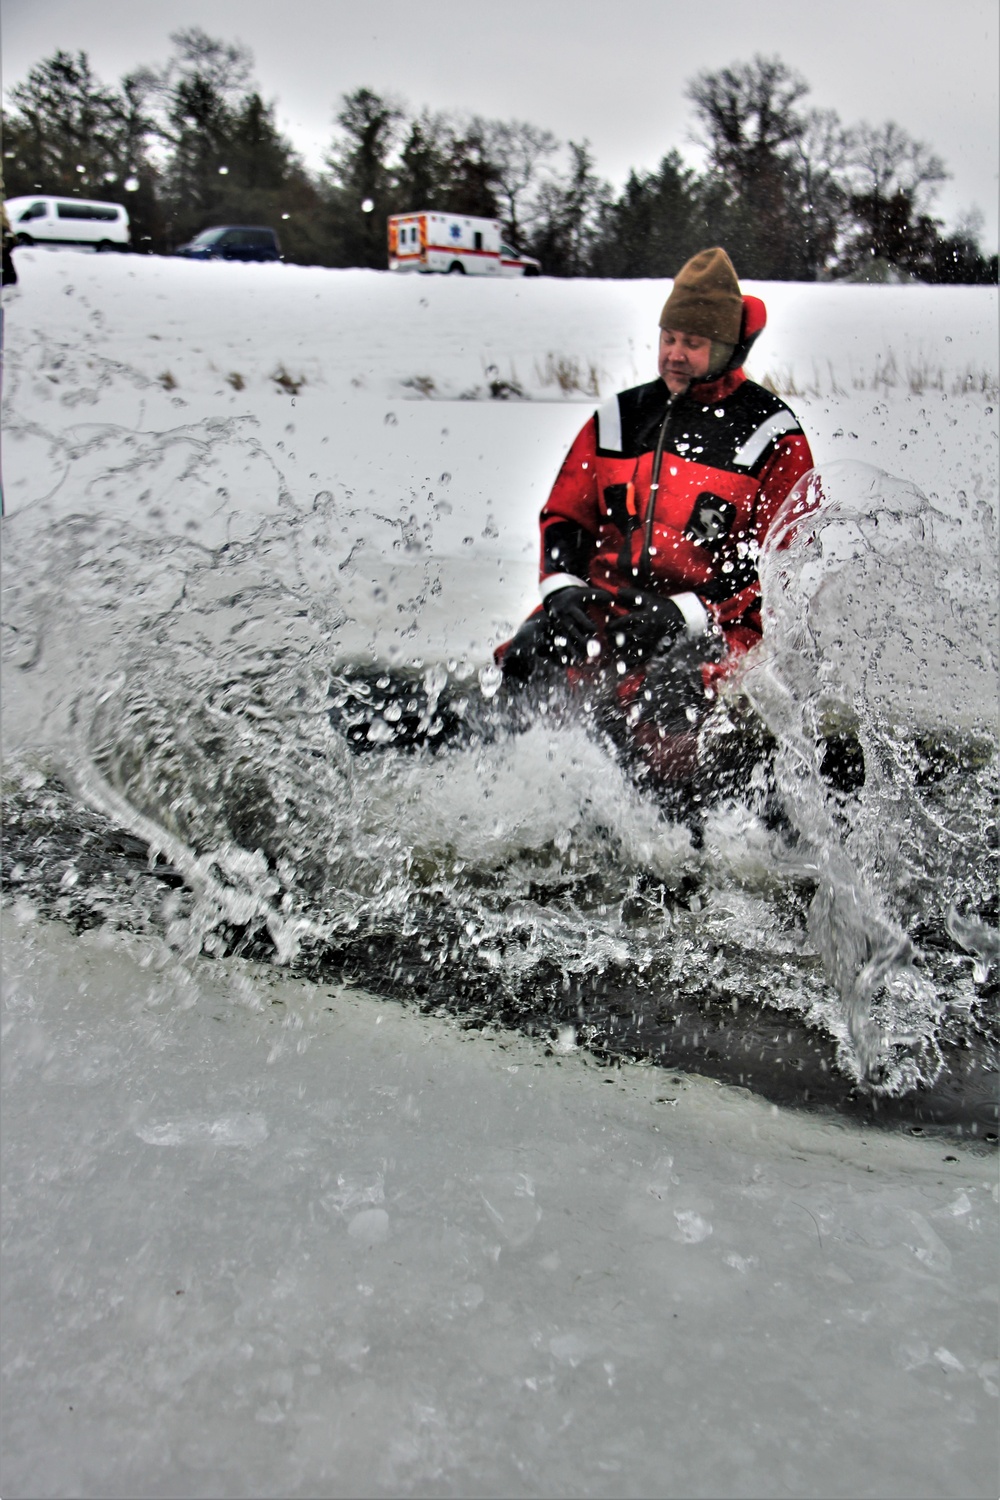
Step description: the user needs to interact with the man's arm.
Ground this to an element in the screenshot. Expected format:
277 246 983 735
537 416 602 593
614 427 815 661
699 429 815 631
749 430 815 554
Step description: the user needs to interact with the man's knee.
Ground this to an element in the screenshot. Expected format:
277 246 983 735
637 638 712 732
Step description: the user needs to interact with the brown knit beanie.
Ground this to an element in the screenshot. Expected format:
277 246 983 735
659 248 743 344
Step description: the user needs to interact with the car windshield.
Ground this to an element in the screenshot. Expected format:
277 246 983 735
188 229 228 247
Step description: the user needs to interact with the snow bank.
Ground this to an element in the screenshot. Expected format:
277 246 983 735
5 251 997 409
3 251 997 662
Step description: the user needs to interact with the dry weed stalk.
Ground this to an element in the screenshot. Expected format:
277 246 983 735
761 349 996 401
535 352 602 398
271 365 305 395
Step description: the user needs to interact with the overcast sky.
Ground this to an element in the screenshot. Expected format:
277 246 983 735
3 0 998 250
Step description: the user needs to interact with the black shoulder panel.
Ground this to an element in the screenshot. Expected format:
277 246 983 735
618 380 670 455
594 380 668 458
668 380 801 475
601 377 801 475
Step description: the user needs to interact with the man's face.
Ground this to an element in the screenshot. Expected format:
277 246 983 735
658 327 713 393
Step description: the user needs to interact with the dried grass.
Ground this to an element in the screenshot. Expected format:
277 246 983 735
760 351 998 402
271 365 305 395
400 375 436 397
535 352 602 398
482 361 526 400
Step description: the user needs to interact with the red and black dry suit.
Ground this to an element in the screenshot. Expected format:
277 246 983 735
497 354 813 777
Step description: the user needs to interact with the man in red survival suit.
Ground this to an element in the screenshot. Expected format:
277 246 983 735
495 247 814 785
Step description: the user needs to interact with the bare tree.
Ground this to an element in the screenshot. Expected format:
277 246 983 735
686 54 809 184
846 119 947 209
163 28 255 104
685 54 811 277
843 119 948 274
139 29 256 169
327 87 405 196
473 117 558 247
529 141 609 276
793 108 852 277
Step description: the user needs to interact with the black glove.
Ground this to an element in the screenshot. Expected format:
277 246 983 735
543 585 613 660
611 587 686 664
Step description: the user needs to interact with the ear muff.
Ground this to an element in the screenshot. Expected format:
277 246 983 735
727 295 767 370
741 295 767 344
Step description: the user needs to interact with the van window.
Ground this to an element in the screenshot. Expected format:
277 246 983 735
56 202 120 221
215 229 274 249
18 202 48 222
474 231 483 251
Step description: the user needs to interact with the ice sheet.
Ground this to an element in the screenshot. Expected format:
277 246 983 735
2 916 998 1499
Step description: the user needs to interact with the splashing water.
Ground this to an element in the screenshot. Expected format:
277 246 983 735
2 432 996 1107
743 460 997 1090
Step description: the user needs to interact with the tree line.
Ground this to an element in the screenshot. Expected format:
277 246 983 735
3 32 996 284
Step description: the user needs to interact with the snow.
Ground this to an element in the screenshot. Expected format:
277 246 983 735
3 254 995 673
1 251 998 1496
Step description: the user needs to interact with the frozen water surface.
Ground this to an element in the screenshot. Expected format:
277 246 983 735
3 916 997 1499
1 254 998 1495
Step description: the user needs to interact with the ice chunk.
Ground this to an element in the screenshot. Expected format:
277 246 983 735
347 1208 390 1245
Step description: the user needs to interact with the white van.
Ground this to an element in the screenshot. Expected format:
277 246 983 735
388 212 540 276
4 195 130 251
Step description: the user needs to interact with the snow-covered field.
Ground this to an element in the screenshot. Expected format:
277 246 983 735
1 250 998 1497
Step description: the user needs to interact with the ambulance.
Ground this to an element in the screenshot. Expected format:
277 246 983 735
388 212 541 276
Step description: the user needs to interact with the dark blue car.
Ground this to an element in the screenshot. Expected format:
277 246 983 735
175 226 282 262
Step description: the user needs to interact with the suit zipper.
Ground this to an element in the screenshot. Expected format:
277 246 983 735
638 391 679 586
